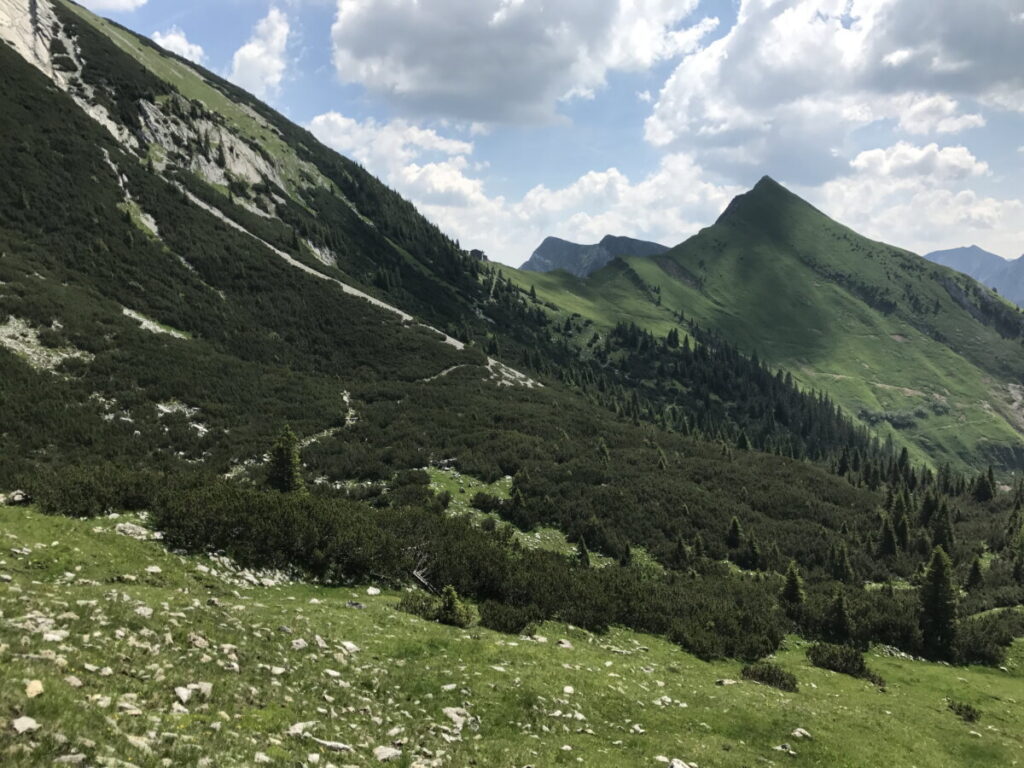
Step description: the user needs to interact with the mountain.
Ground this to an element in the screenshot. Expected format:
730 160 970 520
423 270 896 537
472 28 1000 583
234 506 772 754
521 234 669 277
2 4 1023 764
925 245 1024 307
500 176 1024 472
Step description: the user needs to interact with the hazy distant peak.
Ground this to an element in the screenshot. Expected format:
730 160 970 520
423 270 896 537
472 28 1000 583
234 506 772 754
521 234 669 277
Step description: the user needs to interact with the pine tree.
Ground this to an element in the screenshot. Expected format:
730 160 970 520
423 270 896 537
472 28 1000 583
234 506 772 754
831 542 856 583
266 425 305 494
726 517 743 549
920 547 958 661
576 538 591 569
972 469 995 502
965 556 984 590
878 513 899 558
781 560 806 606
826 588 853 644
894 510 910 551
932 503 956 556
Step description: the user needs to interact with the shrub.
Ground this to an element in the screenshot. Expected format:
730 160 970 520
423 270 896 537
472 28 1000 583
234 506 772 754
478 601 542 636
438 585 477 628
398 590 441 622
807 642 885 686
741 661 798 692
947 699 980 723
32 464 160 518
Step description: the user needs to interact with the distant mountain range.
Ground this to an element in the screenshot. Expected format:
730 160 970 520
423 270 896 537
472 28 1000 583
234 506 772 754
925 245 1024 307
520 234 668 277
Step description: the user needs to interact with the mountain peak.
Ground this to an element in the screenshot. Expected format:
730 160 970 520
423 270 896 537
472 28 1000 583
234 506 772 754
521 234 669 277
715 175 821 235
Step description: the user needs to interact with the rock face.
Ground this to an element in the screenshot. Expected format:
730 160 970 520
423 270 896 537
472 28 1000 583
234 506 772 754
520 235 669 278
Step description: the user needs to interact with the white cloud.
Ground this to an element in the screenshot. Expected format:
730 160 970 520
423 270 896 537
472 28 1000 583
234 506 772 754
897 94 984 135
309 110 737 263
330 0 716 123
849 142 988 180
229 8 290 100
809 142 1022 258
645 0 1024 182
308 112 472 170
79 0 147 10
152 27 205 65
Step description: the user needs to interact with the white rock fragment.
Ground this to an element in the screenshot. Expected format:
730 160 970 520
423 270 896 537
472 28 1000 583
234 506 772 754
25 680 44 698
145 565 162 574
11 716 40 734
309 736 353 752
366 586 381 596
287 721 317 736
175 686 192 705
373 745 402 762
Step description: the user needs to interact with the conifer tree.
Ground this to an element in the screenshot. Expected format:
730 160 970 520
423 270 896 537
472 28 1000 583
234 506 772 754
920 547 958 661
781 560 806 606
826 588 853 644
266 425 305 494
726 517 743 549
973 469 995 502
932 503 956 556
895 510 910 551
878 513 899 558
832 542 856 583
965 556 984 590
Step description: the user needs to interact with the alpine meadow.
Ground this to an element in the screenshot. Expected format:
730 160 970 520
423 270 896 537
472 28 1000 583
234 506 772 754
1 1 1023 767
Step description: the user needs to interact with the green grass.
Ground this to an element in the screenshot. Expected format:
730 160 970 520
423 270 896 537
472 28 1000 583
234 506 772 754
2 504 1022 767
497 180 1024 473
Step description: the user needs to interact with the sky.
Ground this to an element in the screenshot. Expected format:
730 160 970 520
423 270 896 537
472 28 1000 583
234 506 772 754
82 0 1024 266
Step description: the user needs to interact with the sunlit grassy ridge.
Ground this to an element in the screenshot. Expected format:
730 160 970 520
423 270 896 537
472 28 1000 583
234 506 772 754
498 178 1024 473
2 504 1022 767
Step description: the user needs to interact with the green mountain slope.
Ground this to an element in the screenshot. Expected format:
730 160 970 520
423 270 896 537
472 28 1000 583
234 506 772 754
2 503 1022 768
2 5 1024 762
503 178 1024 472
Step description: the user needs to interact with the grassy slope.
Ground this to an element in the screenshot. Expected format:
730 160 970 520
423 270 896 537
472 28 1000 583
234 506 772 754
2 504 1022 768
499 180 1024 472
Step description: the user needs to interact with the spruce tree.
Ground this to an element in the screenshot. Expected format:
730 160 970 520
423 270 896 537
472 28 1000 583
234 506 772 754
932 503 956 556
832 542 856 584
266 425 305 494
965 556 984 590
920 547 958 661
726 517 743 549
878 513 899 558
781 560 806 606
826 587 853 644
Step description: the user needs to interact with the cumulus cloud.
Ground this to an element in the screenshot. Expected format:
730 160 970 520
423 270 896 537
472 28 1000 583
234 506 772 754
152 27 205 65
645 0 1023 183
79 0 147 10
809 142 1022 258
229 8 290 100
309 110 738 264
330 0 717 122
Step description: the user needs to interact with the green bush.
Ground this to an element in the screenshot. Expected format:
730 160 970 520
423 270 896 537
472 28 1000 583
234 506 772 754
398 590 442 622
807 643 885 686
741 661 798 692
32 464 160 518
438 585 477 628
478 601 541 636
947 699 980 723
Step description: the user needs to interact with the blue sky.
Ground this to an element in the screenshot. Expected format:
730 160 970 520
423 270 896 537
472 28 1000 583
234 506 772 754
83 0 1024 266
